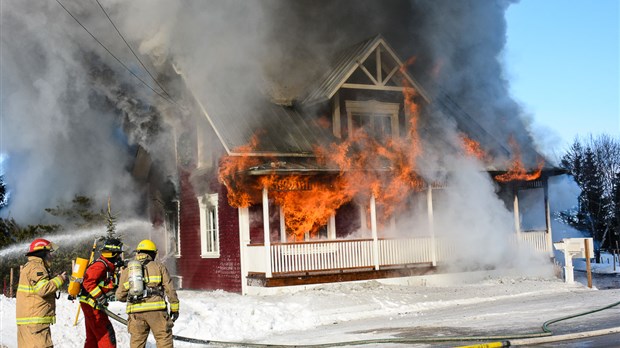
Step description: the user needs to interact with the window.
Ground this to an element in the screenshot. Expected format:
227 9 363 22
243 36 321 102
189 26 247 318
345 100 400 143
198 193 220 258
352 113 393 140
167 200 181 257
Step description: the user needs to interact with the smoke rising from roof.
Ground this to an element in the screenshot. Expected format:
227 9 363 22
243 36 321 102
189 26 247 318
0 0 177 222
1 0 548 271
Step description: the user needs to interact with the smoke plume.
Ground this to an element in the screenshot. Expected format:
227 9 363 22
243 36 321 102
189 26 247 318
1 0 549 272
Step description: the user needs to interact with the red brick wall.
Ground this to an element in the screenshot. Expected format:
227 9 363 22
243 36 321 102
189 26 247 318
177 170 242 293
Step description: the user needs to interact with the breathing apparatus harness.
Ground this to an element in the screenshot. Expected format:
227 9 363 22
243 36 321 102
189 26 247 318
70 238 125 305
127 254 164 303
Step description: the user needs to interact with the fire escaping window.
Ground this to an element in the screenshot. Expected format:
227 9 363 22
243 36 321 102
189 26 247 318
198 193 220 258
352 114 392 140
345 100 400 143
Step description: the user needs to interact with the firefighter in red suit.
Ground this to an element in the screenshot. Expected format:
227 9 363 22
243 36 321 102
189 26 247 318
78 238 124 348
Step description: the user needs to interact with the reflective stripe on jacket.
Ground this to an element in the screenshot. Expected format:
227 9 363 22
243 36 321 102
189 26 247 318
116 253 180 314
16 256 64 325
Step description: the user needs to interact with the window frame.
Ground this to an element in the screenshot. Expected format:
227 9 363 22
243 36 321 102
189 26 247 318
198 193 220 258
345 100 400 141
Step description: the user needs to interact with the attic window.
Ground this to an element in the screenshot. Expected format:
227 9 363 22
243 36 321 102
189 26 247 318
198 193 220 258
345 100 400 142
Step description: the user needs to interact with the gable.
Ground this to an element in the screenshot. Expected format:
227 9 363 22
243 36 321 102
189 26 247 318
300 35 429 105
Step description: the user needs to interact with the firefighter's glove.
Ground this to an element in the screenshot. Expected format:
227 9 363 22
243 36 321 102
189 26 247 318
95 295 108 309
170 311 179 322
105 292 116 302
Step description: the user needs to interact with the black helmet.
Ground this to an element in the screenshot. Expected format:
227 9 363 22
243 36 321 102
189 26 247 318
101 238 124 267
101 238 124 255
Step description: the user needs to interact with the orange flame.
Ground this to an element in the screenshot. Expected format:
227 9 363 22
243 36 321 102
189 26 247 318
218 134 264 207
259 175 350 241
494 138 544 182
460 134 488 161
218 57 427 240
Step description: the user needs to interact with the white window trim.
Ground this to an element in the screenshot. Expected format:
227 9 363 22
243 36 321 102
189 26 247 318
198 193 220 258
345 100 400 139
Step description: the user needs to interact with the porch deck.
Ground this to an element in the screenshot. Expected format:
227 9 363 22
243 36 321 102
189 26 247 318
247 263 435 287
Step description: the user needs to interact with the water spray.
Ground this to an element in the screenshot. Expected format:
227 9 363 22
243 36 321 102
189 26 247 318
0 219 153 259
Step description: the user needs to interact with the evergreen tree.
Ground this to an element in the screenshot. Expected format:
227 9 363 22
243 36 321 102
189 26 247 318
561 135 620 259
561 141 584 185
0 176 7 209
0 196 109 296
580 148 610 249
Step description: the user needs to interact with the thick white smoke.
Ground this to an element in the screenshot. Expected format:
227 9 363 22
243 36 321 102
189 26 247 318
1 0 550 273
1 1 140 222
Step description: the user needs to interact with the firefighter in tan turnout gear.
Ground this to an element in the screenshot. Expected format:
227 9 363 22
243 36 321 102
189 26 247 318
116 239 179 348
16 238 67 348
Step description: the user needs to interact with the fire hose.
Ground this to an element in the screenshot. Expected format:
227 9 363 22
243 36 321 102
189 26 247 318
103 299 620 347
103 308 212 345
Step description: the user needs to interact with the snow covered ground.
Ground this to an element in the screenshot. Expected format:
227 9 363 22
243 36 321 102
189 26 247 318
2 267 620 348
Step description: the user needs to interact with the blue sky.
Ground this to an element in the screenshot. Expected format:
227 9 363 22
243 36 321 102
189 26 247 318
505 0 619 152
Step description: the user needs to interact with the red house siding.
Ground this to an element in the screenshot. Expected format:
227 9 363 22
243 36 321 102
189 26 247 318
177 169 242 293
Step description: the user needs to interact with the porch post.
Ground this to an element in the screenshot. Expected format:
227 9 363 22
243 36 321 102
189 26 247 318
279 206 286 243
262 187 272 277
238 207 250 295
544 178 554 257
328 214 336 240
427 185 437 266
513 188 521 240
370 194 380 270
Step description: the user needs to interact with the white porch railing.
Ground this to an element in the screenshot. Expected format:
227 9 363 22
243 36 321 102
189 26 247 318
245 232 551 276
378 238 434 265
515 230 550 253
270 239 374 273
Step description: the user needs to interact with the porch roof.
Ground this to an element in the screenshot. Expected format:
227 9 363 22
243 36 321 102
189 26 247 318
244 160 390 176
241 159 566 182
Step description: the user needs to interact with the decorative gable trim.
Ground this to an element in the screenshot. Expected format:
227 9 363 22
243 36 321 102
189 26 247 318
301 35 430 105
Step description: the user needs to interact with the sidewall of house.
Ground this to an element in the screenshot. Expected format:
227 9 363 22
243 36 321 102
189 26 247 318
177 169 242 293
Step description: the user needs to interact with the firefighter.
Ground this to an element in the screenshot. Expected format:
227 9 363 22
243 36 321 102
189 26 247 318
116 239 179 348
16 238 67 348
78 238 124 348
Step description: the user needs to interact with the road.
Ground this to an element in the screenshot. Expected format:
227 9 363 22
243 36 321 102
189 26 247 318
245 273 620 348
258 286 620 348
531 332 620 347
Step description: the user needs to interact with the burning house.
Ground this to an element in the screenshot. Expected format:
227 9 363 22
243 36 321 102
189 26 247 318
1 1 567 295
133 35 565 294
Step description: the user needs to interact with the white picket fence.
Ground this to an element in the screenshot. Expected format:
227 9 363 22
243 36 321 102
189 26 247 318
249 230 550 275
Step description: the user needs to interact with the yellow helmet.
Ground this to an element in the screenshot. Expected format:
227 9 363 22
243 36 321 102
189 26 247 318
136 239 157 252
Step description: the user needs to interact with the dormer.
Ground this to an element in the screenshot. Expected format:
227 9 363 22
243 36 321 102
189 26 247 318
299 35 429 143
